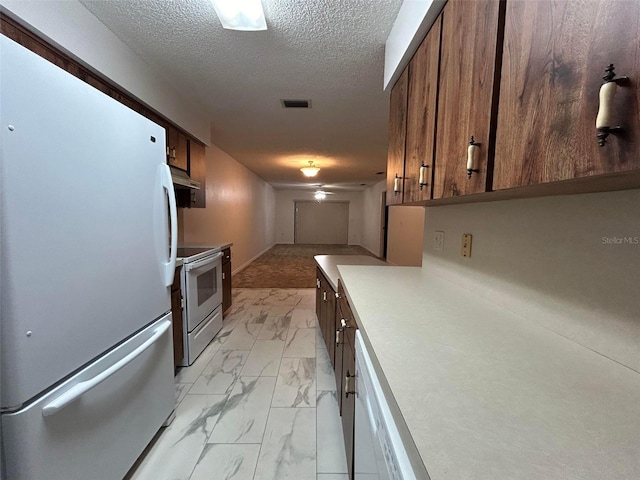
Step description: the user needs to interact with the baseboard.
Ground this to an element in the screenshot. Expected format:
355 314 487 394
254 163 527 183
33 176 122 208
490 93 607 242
232 243 276 276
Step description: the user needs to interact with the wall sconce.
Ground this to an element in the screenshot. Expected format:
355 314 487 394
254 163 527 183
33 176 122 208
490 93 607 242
301 161 320 177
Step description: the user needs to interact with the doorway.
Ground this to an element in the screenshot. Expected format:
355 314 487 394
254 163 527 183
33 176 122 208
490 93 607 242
380 191 389 259
294 201 349 244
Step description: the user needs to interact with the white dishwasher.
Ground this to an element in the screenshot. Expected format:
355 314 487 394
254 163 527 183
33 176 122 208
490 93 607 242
354 330 422 480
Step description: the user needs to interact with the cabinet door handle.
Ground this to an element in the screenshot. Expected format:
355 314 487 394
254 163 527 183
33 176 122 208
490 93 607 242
335 329 342 346
393 173 401 194
467 136 481 179
419 163 429 189
345 370 356 398
596 64 628 146
335 291 340 299
316 278 320 289
323 291 327 301
222 272 225 280
340 318 349 329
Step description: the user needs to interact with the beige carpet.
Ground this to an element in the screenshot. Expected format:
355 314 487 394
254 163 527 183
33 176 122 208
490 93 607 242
234 244 375 288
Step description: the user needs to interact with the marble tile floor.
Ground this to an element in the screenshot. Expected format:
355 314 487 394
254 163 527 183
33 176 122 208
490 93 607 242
128 288 349 480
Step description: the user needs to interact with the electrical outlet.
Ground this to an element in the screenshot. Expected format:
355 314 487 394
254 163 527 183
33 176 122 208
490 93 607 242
461 234 472 257
434 231 444 251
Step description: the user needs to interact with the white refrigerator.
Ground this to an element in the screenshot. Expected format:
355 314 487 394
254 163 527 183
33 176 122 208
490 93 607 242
0 36 178 479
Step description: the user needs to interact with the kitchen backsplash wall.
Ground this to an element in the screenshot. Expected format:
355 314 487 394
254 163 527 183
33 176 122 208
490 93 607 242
422 189 640 373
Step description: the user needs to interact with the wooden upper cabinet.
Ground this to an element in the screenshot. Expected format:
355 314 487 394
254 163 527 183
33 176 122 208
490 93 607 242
188 140 207 208
166 127 188 170
175 132 188 171
166 126 178 165
493 0 640 190
434 0 503 198
404 16 442 203
386 67 409 205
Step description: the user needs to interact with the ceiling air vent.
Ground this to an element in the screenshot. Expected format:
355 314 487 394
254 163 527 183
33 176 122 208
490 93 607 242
281 99 311 109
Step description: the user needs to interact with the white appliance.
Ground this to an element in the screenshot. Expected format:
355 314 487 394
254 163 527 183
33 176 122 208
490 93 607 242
354 331 419 480
177 247 224 366
0 36 178 479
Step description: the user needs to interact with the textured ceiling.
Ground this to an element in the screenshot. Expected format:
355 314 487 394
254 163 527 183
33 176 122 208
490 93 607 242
80 0 402 191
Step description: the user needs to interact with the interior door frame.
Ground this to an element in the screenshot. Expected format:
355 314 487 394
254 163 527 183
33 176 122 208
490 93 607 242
380 191 389 259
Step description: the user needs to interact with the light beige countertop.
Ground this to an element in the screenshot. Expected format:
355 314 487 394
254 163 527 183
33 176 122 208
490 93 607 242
314 254 387 291
338 265 640 480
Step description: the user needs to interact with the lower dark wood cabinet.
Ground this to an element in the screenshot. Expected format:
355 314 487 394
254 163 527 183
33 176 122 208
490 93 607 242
170 266 184 371
315 273 359 480
341 339 356 479
222 247 232 315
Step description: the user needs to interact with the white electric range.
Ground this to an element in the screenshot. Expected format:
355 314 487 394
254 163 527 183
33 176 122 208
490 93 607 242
176 247 224 366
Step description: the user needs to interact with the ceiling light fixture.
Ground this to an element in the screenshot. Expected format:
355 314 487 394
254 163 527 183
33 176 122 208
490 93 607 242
300 161 320 177
314 191 327 201
211 0 267 31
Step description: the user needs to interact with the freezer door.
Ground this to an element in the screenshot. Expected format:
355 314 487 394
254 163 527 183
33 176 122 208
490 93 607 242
0 36 174 407
1 314 175 480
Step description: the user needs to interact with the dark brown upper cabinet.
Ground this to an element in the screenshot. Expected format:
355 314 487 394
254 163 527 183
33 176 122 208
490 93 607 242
188 140 207 208
386 67 409 205
433 0 503 198
493 0 640 190
404 16 442 203
167 127 188 171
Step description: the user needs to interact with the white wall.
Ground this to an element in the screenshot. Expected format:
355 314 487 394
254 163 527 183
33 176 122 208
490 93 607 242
421 189 640 372
361 181 387 256
0 0 210 143
275 190 364 245
387 205 425 266
181 144 276 273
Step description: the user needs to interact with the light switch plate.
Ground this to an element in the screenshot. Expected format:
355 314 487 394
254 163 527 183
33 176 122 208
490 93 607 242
462 234 472 257
434 231 444 251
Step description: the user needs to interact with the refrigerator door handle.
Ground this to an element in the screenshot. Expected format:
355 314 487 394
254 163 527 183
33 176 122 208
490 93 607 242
41 320 172 417
162 163 178 286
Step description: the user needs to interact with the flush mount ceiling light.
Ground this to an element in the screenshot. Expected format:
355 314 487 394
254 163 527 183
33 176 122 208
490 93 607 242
314 191 327 201
211 0 267 31
300 161 320 177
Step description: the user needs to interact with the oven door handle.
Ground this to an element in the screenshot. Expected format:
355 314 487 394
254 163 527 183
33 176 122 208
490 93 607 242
184 251 223 272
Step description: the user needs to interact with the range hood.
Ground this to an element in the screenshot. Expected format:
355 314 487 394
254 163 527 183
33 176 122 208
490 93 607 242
169 165 200 190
